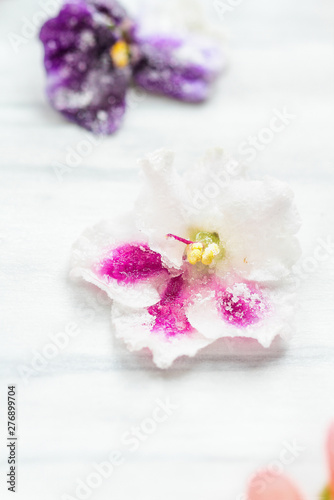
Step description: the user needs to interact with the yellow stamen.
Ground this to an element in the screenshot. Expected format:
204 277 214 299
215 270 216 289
187 242 203 265
201 243 220 266
110 40 129 68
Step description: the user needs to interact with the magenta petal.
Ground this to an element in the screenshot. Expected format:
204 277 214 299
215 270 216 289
148 275 193 337
39 0 131 133
97 243 166 284
133 33 223 102
216 283 267 327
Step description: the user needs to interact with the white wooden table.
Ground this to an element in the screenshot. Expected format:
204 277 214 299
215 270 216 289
1 0 334 498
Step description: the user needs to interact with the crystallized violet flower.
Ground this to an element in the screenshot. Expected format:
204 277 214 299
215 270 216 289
39 0 224 134
71 149 301 368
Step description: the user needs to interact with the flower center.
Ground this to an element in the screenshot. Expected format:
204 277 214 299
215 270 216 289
167 231 224 266
110 39 130 68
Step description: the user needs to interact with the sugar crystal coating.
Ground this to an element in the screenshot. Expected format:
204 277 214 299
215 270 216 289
217 283 266 327
148 276 193 337
98 243 165 283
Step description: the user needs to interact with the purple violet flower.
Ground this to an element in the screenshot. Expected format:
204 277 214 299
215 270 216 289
39 0 224 134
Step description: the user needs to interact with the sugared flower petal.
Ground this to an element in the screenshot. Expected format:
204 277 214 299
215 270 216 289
187 279 295 347
97 243 165 284
136 149 189 268
111 301 211 369
70 218 172 308
148 275 193 337
39 0 131 133
247 472 304 500
216 282 267 327
133 33 224 102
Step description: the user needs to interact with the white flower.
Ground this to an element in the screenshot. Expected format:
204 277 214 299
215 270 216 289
71 149 301 368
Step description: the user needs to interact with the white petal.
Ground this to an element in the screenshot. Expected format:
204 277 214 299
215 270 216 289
182 149 301 281
136 149 189 268
111 302 212 369
213 176 301 282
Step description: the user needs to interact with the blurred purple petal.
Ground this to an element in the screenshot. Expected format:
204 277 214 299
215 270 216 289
39 0 132 133
133 33 224 102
